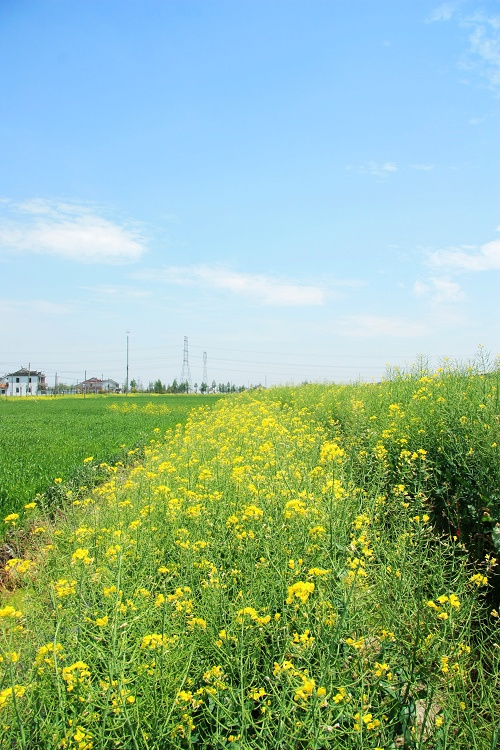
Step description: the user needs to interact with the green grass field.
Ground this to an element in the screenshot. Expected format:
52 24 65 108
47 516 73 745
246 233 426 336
0 367 498 749
0 394 222 522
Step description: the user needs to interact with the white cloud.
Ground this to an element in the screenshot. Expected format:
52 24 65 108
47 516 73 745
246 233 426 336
413 276 465 303
0 298 72 315
427 236 500 271
428 3 457 22
358 161 398 178
136 265 325 306
0 199 147 264
465 13 500 91
410 163 435 171
82 285 152 299
430 6 500 93
337 315 426 338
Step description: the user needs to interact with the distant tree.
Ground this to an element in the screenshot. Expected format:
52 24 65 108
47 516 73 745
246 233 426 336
200 382 207 394
153 379 165 394
193 382 198 393
211 380 217 394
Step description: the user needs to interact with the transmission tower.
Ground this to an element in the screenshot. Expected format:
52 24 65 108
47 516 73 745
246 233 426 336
203 351 208 385
181 336 192 391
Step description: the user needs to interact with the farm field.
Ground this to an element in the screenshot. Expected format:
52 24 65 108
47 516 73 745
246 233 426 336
0 366 499 749
0 394 222 524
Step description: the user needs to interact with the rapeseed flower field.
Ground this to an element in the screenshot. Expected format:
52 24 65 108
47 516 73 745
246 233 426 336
0 366 498 748
0 394 220 523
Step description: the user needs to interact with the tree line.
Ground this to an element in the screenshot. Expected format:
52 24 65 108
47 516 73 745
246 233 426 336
133 379 247 394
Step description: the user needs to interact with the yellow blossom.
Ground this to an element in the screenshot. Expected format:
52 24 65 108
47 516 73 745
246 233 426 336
187 617 207 629
286 581 315 605
71 548 92 565
333 687 347 703
249 687 267 700
469 573 488 587
0 685 26 709
0 605 23 619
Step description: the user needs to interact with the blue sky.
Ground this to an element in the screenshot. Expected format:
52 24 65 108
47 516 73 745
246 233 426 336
1 0 499 389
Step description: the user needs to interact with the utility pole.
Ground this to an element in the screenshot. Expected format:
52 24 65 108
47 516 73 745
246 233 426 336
181 336 192 392
203 351 208 386
126 332 130 394
84 370 86 399
55 372 58 397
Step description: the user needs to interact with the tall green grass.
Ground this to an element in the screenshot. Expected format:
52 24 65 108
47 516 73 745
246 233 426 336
0 394 221 523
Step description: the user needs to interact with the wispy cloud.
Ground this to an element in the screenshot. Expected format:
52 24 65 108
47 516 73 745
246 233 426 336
430 4 500 93
0 298 72 315
426 234 500 271
413 276 465 303
82 285 152 300
350 162 436 178
428 3 459 23
464 13 500 91
337 315 426 338
357 161 398 178
0 198 147 264
136 265 326 306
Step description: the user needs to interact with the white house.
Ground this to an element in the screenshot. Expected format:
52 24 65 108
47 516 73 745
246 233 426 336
75 377 120 394
2 368 47 396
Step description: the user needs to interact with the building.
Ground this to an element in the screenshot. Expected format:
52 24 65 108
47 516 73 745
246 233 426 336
1 368 47 396
75 377 120 394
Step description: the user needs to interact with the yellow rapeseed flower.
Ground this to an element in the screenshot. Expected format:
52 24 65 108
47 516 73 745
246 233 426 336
71 548 92 565
286 581 315 605
469 573 488 587
0 605 23 619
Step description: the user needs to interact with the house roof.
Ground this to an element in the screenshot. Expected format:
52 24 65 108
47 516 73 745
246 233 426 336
7 368 45 377
76 377 119 388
